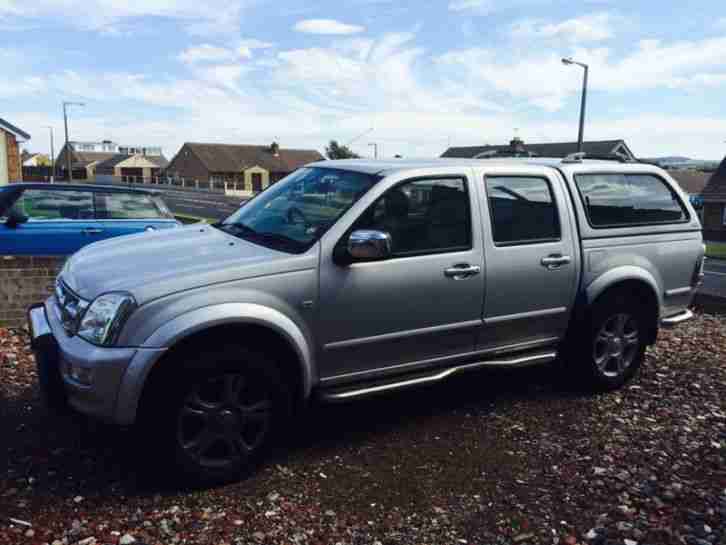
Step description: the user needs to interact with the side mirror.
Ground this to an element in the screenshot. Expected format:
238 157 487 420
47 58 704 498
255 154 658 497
4 209 28 229
347 229 392 261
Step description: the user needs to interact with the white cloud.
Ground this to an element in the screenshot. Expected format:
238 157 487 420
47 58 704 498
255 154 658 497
448 0 492 13
237 39 274 59
510 13 615 43
178 44 237 64
178 39 274 65
293 18 365 35
0 0 246 35
9 23 726 161
438 33 726 112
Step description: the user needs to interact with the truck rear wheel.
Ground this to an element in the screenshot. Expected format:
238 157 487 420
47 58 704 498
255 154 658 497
566 292 648 391
140 345 291 484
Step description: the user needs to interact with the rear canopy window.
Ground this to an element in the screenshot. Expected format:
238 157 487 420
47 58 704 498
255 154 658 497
575 173 688 227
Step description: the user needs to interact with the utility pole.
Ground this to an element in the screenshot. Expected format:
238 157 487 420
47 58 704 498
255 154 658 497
562 58 589 153
43 126 55 182
368 142 378 159
62 101 84 181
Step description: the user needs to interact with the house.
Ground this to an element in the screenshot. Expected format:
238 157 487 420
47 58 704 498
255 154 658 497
95 153 169 184
701 156 726 241
668 169 711 198
442 137 636 161
0 118 30 185
55 140 165 181
22 153 50 167
164 142 324 196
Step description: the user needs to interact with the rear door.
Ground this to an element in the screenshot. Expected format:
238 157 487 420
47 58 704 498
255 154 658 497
0 188 100 255
478 167 579 351
94 191 176 239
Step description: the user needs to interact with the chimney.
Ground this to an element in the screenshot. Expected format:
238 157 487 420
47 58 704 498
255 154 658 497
270 141 280 156
509 136 525 153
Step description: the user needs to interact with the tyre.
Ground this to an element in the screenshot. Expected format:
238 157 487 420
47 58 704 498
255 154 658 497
140 345 291 484
565 291 648 391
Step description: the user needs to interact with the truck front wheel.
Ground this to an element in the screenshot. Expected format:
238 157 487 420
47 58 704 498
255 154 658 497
566 293 648 391
140 345 291 484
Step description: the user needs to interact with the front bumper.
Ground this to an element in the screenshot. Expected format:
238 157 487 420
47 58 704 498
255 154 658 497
28 299 138 422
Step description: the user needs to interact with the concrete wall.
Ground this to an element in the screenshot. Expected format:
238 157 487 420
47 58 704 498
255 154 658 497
0 256 64 328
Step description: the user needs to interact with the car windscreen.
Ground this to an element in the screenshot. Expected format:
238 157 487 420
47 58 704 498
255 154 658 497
218 167 379 253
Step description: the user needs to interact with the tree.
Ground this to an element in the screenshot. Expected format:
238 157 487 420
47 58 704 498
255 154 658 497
326 140 360 160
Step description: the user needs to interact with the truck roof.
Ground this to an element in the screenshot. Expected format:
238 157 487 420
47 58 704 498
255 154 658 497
309 157 663 176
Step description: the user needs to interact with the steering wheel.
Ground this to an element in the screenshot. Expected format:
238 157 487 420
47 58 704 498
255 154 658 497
286 206 308 226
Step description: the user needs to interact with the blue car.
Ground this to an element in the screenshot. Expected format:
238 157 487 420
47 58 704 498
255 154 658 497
0 183 181 256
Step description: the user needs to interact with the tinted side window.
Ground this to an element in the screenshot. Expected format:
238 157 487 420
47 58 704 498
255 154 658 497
575 173 688 227
486 176 560 245
95 193 164 219
13 189 94 220
354 178 471 255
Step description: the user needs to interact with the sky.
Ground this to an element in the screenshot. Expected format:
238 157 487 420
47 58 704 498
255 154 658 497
2 0 726 161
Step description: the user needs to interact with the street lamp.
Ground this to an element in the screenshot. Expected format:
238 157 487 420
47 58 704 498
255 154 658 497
62 101 85 181
42 126 55 183
562 57 589 153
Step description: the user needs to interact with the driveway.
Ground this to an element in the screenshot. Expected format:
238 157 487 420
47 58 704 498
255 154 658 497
1 315 726 545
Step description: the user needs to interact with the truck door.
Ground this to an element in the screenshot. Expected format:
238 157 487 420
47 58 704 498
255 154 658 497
478 168 579 351
318 173 485 380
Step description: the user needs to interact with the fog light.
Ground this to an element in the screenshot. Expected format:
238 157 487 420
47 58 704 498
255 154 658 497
68 362 94 386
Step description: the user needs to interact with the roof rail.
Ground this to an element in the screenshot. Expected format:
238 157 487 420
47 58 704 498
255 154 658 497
562 151 634 164
473 150 539 159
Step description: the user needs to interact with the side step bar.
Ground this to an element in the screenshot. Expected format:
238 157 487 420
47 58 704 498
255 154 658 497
661 309 694 327
319 350 557 402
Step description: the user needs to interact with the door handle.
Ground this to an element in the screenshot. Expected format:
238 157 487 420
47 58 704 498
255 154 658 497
540 254 571 270
444 264 481 279
82 228 104 235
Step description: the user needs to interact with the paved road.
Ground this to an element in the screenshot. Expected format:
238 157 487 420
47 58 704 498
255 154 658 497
158 187 243 221
701 258 726 298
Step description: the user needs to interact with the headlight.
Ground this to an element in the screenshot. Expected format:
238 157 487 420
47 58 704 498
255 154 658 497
77 292 136 346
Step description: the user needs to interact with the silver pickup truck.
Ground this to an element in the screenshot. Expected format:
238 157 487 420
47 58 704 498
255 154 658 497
28 156 704 482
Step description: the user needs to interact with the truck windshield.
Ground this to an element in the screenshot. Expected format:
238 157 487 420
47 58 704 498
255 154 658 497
218 167 379 253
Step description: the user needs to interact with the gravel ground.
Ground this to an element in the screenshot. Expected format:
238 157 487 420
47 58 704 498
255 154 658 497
1 314 725 545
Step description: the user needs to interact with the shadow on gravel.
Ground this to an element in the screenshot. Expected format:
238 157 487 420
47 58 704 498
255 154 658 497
1 361 588 505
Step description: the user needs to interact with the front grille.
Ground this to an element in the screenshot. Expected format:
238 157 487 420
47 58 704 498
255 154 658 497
55 278 89 335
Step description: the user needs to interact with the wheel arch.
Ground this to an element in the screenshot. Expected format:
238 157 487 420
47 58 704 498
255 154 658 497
115 303 314 425
583 267 662 345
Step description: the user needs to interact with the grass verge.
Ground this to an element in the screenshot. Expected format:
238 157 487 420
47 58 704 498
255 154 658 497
706 242 726 259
